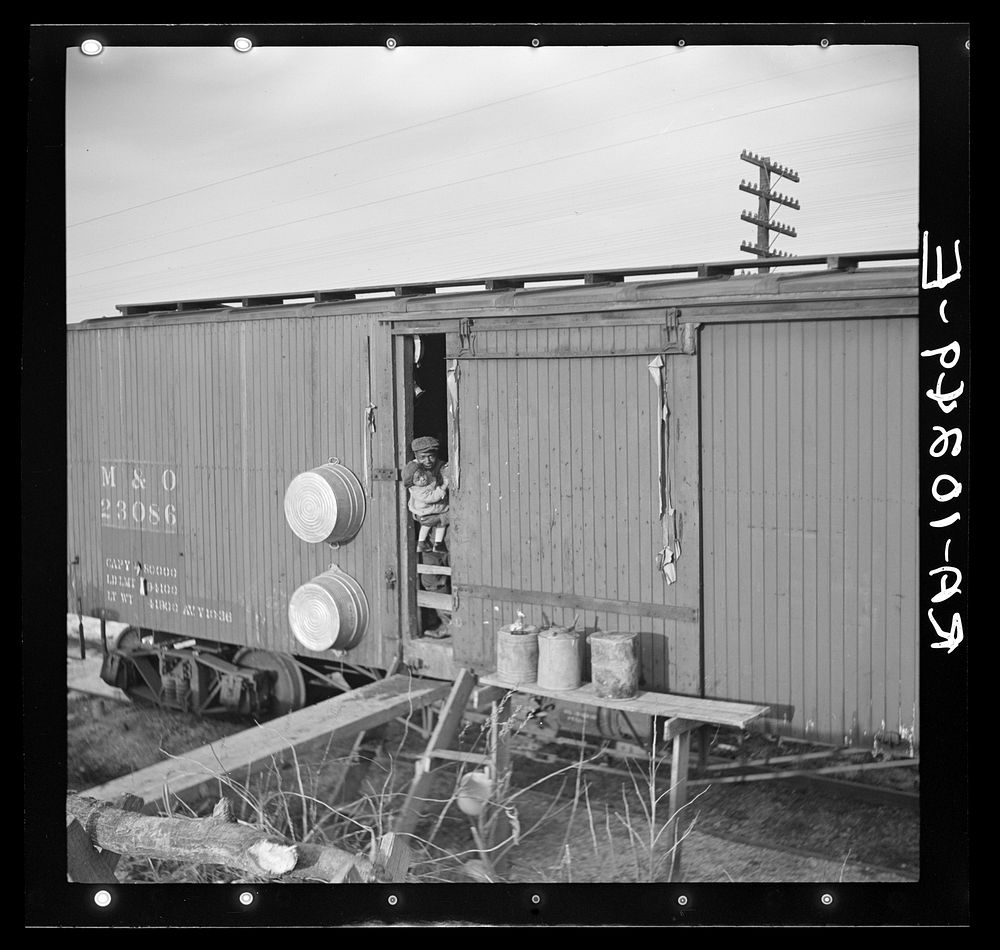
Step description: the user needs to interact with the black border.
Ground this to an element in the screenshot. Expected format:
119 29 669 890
25 22 970 927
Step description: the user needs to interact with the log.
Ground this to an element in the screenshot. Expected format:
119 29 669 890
284 842 376 883
67 794 297 878
100 793 145 873
375 833 411 883
67 816 117 883
67 794 384 883
210 798 236 823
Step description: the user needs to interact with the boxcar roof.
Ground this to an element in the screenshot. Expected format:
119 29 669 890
70 249 918 331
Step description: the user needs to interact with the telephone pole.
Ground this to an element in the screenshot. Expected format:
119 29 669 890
739 150 800 273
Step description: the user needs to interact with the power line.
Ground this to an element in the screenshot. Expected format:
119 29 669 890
68 195 918 310
69 47 905 257
68 72 916 280
66 50 682 229
69 164 918 299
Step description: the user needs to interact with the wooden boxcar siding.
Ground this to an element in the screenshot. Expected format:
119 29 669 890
68 328 131 613
451 322 701 695
700 317 919 746
67 312 394 669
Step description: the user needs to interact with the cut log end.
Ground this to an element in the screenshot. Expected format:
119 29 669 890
211 799 237 823
248 840 298 876
375 833 412 883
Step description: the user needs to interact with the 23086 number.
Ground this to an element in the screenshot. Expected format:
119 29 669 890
100 499 177 528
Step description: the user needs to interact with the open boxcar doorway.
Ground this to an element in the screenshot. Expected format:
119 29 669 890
397 334 453 645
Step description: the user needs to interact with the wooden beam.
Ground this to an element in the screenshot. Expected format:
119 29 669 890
93 276 915 331
667 729 692 880
454 582 698 624
429 748 492 765
394 669 477 836
663 718 701 741
446 346 677 361
81 675 451 813
487 693 514 871
686 757 920 787
394 296 916 332
490 695 512 781
417 562 452 576
470 684 509 710
417 590 453 612
395 334 419 641
113 250 918 319
787 774 919 809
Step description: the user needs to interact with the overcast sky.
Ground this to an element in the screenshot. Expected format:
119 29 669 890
65 43 919 322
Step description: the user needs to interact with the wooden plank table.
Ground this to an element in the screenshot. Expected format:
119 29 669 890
478 671 770 880
478 673 769 731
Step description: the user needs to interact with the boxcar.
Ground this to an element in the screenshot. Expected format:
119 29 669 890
67 251 919 747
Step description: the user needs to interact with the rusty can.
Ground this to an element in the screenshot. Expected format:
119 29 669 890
495 623 539 686
536 626 582 691
587 631 639 699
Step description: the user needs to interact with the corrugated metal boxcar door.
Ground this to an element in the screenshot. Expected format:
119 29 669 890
448 322 702 695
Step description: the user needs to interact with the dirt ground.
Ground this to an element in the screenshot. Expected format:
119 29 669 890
66 622 918 885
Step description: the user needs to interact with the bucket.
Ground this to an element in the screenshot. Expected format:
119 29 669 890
284 459 366 544
587 631 639 699
495 623 539 686
456 770 494 817
288 566 370 652
536 626 582 691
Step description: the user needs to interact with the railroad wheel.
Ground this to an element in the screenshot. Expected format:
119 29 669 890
106 627 159 705
114 626 144 652
232 648 307 717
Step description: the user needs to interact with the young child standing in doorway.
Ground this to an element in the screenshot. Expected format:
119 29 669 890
403 436 449 553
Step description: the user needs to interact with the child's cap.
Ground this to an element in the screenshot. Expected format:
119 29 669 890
412 436 439 453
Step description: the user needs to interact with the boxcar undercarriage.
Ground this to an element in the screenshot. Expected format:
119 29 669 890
100 628 377 718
